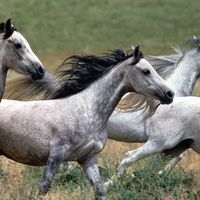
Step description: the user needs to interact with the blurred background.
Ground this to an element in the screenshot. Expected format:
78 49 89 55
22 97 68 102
1 0 200 199
1 0 200 69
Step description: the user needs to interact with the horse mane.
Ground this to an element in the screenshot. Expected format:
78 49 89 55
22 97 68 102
186 36 200 48
50 49 134 99
4 47 143 101
146 46 185 80
147 36 200 80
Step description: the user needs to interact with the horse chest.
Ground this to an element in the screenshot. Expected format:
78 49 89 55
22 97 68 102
63 127 108 161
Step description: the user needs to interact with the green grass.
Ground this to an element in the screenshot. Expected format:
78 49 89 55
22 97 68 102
0 0 200 63
106 157 197 200
0 156 198 200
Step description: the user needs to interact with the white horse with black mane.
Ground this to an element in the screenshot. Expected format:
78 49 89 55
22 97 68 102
0 46 174 199
6 36 200 191
0 18 45 100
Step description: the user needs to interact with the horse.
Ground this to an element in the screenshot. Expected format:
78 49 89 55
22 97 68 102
5 36 200 190
0 46 174 199
0 18 45 100
106 96 200 188
103 36 200 189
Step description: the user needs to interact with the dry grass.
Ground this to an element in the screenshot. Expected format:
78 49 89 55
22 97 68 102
0 141 140 200
1 139 200 200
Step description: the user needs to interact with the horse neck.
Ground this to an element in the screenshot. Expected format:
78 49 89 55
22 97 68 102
82 63 127 122
166 50 199 96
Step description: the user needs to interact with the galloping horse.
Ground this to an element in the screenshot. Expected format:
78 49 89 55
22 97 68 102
106 96 200 188
103 36 200 189
6 37 200 190
0 18 45 100
0 46 174 199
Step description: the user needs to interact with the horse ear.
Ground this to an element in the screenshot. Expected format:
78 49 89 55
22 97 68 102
5 18 12 32
131 45 143 65
133 45 140 59
3 18 16 39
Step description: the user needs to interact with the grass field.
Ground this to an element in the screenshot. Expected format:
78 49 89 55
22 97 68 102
1 0 200 199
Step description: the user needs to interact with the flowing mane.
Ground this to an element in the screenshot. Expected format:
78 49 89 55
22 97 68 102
147 36 200 80
147 46 184 80
50 49 142 99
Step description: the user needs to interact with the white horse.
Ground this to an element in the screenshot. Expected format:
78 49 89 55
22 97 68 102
0 46 174 199
103 36 200 189
0 18 45 100
106 96 200 186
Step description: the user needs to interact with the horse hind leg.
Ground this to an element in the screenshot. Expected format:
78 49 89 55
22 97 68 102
78 155 106 200
104 140 162 191
158 154 183 175
158 139 193 175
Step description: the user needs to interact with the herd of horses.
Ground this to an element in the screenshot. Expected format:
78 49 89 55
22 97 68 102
0 18 200 199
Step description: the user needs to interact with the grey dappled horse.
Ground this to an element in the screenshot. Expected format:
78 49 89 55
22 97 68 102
0 46 173 199
6 37 200 190
0 18 45 100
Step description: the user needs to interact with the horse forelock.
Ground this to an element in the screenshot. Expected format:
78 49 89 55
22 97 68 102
51 49 134 99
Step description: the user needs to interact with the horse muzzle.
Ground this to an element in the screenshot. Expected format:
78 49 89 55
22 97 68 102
30 65 46 80
160 90 174 104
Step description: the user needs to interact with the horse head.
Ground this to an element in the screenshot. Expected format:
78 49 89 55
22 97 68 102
0 18 45 80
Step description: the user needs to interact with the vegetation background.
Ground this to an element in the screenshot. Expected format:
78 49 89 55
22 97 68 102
0 0 200 199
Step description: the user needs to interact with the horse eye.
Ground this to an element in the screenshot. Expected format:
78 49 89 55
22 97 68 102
14 43 22 49
142 69 150 75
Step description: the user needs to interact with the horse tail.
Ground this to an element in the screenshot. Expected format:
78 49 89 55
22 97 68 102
4 72 58 100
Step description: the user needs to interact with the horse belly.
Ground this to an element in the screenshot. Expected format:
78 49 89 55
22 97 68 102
0 130 50 166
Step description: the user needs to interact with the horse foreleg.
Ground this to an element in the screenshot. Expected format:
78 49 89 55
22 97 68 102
104 141 161 191
158 154 183 175
78 155 106 200
37 152 64 198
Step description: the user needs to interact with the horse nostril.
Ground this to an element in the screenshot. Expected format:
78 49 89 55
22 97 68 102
38 66 44 75
166 90 174 99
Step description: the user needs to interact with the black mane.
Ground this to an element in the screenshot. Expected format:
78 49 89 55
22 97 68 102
51 48 143 99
